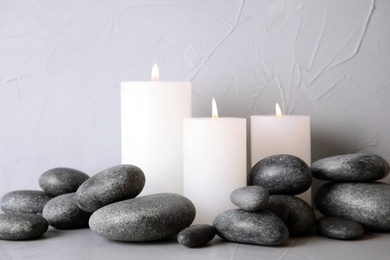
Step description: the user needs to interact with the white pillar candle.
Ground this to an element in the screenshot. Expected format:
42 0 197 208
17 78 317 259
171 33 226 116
121 64 191 195
183 99 247 224
250 104 311 204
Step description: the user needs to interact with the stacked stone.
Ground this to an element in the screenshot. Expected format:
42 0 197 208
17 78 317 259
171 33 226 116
0 167 89 240
212 154 315 246
312 153 390 240
1 165 196 242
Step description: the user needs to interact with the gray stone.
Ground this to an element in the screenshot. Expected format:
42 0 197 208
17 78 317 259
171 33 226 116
76 164 145 212
212 209 289 246
89 193 196 242
177 224 216 247
230 186 269 211
1 190 54 214
0 213 48 240
249 154 312 195
267 195 315 236
316 217 364 240
311 153 389 182
264 197 289 223
39 167 89 196
42 193 91 229
315 182 390 231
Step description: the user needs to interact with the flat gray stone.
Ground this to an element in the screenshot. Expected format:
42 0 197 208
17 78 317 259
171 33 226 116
76 164 145 212
249 154 312 195
316 217 364 240
89 193 196 242
212 209 289 246
267 195 315 236
230 186 269 211
315 182 390 231
311 153 389 182
0 213 48 240
39 167 89 196
177 224 216 247
1 190 54 214
42 193 91 229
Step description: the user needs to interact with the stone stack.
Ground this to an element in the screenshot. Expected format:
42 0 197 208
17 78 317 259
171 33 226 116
0 167 89 239
312 153 390 239
212 154 315 246
0 165 196 242
2 152 388 245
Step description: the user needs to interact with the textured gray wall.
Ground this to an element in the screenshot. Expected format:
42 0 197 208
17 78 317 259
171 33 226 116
1 0 389 196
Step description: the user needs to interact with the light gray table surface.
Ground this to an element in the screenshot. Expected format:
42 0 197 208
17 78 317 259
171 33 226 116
1 225 390 260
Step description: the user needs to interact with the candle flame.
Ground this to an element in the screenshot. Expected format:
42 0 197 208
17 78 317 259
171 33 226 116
151 63 159 81
212 98 218 119
275 103 282 117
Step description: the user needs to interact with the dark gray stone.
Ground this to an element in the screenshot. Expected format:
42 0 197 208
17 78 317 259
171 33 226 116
230 186 269 211
0 190 54 214
316 217 364 240
42 193 91 229
39 167 89 196
267 195 315 236
76 164 145 212
0 213 48 240
264 197 289 223
315 182 390 231
212 209 289 246
177 224 216 247
89 193 196 242
311 153 389 182
249 154 312 195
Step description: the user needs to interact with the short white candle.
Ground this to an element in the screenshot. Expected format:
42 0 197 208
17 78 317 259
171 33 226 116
183 99 247 224
250 104 311 204
121 64 191 195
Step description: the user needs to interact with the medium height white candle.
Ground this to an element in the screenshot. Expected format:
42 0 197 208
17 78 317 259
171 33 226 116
183 99 247 224
250 104 311 204
121 64 191 195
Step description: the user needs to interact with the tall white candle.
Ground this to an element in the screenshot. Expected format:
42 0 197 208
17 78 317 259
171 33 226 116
121 64 191 195
250 104 311 204
183 99 246 224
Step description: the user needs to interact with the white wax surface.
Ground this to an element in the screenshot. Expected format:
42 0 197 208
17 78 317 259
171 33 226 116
183 118 247 224
250 115 311 204
121 81 191 195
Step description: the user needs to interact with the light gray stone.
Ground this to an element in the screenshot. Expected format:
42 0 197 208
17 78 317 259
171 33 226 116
39 167 89 196
0 213 48 240
230 186 269 211
177 224 216 247
267 195 315 236
212 209 289 246
1 190 53 214
42 193 91 229
89 193 196 242
76 164 145 212
249 154 312 195
311 153 389 182
315 182 390 231
316 217 364 240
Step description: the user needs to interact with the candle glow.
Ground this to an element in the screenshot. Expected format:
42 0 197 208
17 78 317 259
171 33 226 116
212 98 219 119
151 64 159 81
276 103 282 117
